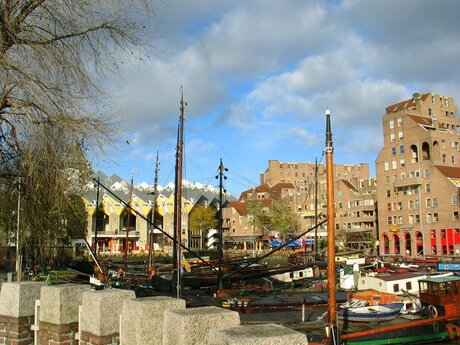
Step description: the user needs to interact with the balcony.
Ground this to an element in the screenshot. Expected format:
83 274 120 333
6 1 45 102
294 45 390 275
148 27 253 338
394 176 422 188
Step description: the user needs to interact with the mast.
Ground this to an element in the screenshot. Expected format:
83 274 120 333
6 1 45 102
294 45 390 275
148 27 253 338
173 88 185 298
148 149 160 273
314 156 318 259
325 109 337 344
124 171 134 269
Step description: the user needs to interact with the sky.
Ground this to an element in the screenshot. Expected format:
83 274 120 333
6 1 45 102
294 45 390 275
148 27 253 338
95 0 460 197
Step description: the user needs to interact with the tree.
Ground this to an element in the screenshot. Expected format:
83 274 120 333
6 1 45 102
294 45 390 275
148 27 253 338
270 199 298 240
0 1 154 264
245 200 270 237
188 204 218 250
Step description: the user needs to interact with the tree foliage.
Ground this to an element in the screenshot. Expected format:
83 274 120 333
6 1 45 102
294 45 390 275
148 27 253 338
270 199 298 239
0 0 154 264
245 200 270 237
244 199 298 240
189 204 218 249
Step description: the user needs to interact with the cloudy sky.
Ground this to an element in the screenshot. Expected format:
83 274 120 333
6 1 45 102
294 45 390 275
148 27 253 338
96 0 460 196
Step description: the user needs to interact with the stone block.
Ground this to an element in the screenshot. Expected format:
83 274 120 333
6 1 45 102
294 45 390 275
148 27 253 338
163 306 240 345
120 296 186 345
207 324 307 345
0 282 46 318
81 289 135 337
40 284 90 325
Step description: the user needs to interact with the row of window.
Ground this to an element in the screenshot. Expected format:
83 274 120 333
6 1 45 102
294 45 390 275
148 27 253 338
386 212 460 225
384 170 432 184
388 118 403 129
389 131 404 142
387 196 443 210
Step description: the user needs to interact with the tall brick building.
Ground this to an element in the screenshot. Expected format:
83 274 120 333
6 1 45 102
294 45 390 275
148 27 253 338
223 160 377 251
376 92 460 257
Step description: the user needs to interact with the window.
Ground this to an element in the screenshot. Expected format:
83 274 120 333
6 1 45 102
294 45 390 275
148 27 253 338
414 199 419 209
385 175 390 184
452 195 459 205
399 131 403 139
415 214 420 223
384 162 389 171
400 145 405 154
424 168 430 178
392 161 397 169
427 213 432 223
400 159 405 168
387 217 392 225
386 189 391 198
391 147 397 156
429 108 432 116
397 118 402 127
389 119 395 129
408 200 413 210
426 198 431 208
425 184 431 193
406 282 412 291
397 202 402 210
433 213 439 222
393 284 400 293
387 203 391 211
443 154 447 163
454 211 460 221
432 197 438 208
390 133 395 142
452 156 456 164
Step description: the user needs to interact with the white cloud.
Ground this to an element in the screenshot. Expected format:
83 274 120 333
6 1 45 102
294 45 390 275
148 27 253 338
97 0 460 193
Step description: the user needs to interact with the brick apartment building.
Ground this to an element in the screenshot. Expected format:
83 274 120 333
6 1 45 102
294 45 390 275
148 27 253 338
223 160 378 251
376 92 460 257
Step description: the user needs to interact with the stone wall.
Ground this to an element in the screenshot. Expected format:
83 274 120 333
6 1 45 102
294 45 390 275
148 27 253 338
0 282 309 345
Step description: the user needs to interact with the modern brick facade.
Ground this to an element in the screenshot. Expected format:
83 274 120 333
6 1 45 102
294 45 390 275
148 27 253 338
376 92 460 257
224 161 377 251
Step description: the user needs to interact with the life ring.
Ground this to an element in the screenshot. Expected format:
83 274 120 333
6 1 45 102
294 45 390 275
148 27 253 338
427 304 438 318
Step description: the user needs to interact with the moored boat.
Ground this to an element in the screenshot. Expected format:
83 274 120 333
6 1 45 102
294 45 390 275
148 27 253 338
338 303 404 322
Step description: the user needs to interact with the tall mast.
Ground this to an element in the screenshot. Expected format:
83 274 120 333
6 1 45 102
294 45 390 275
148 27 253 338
314 156 318 259
173 87 185 298
325 109 337 343
148 149 160 272
124 171 134 269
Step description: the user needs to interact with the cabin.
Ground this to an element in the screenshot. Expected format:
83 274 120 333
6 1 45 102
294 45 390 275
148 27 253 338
357 272 425 295
418 276 460 317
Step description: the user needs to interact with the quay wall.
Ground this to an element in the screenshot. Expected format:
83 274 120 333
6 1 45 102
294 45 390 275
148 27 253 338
0 282 308 345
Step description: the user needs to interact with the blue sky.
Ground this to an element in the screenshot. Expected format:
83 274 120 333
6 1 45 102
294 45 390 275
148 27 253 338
95 0 460 197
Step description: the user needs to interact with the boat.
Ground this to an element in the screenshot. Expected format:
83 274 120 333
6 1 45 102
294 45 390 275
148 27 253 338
338 302 404 322
340 275 460 344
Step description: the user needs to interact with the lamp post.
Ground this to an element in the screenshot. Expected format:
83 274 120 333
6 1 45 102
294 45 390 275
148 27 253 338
16 177 21 282
216 159 227 291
